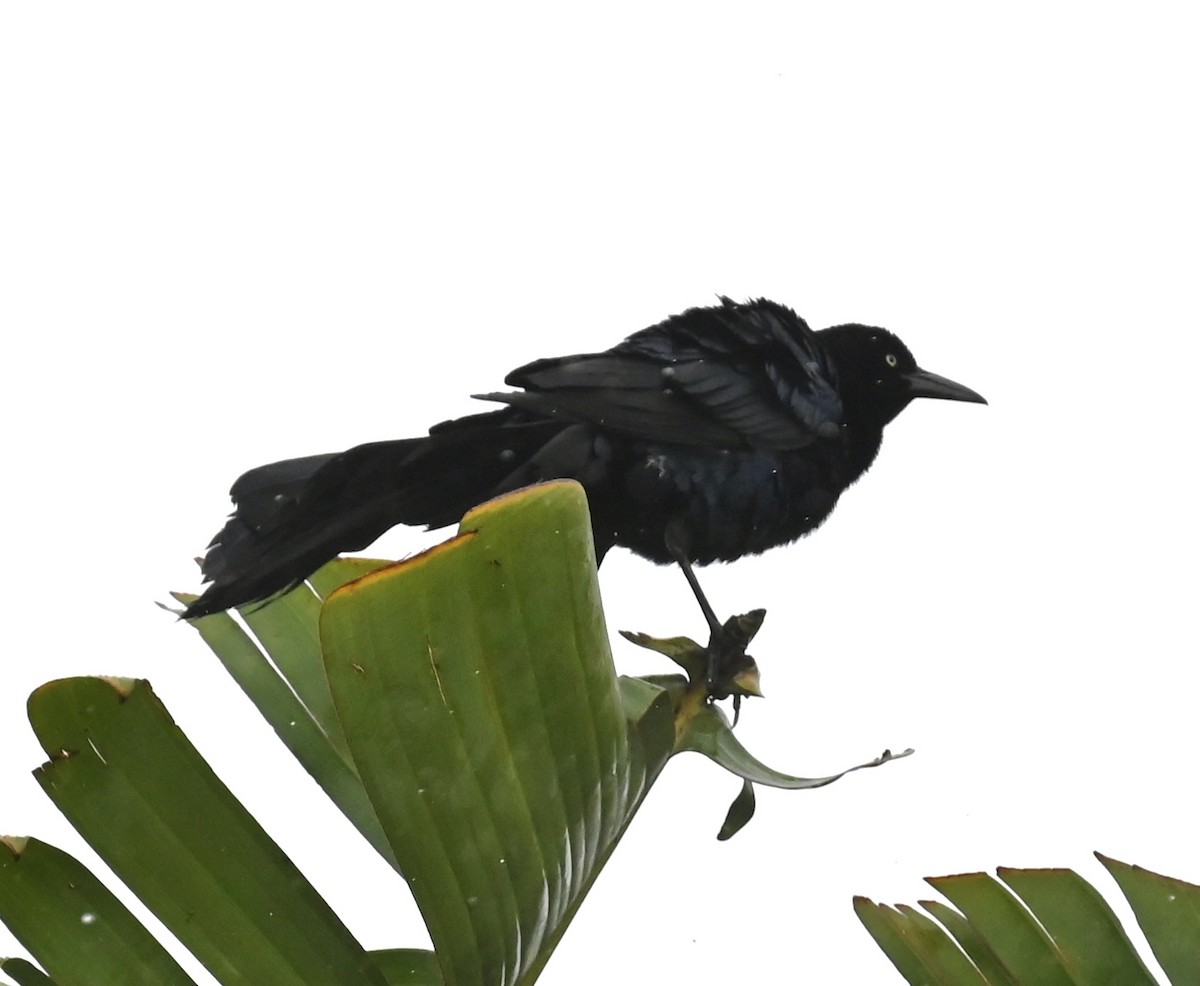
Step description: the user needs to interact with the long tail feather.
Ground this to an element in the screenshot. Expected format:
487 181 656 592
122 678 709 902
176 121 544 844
183 412 568 619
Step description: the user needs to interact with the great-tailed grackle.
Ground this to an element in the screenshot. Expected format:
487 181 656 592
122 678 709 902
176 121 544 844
183 298 985 652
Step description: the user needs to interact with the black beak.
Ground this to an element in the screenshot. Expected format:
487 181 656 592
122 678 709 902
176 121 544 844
904 368 987 405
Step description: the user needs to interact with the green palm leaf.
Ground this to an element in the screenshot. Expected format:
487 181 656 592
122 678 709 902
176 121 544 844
857 855 1200 985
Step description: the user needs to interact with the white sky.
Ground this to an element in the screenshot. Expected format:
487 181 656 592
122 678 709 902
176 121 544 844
2 4 1197 984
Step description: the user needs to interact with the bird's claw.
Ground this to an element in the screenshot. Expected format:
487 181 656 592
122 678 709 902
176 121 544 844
620 608 764 724
704 609 765 713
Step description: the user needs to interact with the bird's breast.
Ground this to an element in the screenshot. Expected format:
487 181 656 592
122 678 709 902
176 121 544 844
593 440 851 565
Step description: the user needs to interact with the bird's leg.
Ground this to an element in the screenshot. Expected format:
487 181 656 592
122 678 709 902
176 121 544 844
672 547 724 639
663 521 722 637
664 522 756 699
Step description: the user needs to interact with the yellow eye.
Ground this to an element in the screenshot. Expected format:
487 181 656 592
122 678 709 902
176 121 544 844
885 353 898 367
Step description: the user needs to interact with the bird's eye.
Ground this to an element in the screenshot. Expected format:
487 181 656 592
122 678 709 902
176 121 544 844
885 353 898 368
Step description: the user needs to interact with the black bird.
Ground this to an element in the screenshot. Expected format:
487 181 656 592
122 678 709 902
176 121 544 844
183 298 985 652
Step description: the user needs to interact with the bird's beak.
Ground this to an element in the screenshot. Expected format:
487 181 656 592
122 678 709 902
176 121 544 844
904 368 987 405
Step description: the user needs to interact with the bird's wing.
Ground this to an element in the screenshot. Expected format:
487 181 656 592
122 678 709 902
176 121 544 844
484 298 843 450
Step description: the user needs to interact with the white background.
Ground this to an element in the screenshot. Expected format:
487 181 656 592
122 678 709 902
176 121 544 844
2 4 1198 983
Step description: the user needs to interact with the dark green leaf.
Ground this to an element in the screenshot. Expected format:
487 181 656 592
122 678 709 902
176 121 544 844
1 957 58 986
677 702 912 789
0 837 193 986
926 873 1075 986
999 866 1159 985
27 677 387 986
717 780 755 841
177 598 395 867
320 482 674 986
854 898 983 986
368 948 443 985
1099 853 1200 986
920 899 1019 986
893 904 992 984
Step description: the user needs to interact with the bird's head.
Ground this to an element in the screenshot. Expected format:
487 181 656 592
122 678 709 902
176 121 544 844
818 324 986 429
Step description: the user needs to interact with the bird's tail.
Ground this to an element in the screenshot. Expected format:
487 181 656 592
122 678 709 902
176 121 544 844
182 411 566 619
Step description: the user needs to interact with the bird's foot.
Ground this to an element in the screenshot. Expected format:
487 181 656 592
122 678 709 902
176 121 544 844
704 609 765 724
619 608 765 723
